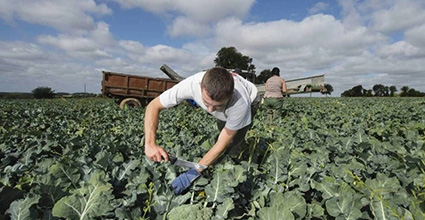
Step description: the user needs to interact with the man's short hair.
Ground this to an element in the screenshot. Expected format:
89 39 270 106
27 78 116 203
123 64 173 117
201 67 234 101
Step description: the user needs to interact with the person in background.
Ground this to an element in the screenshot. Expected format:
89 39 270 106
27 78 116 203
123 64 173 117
263 67 287 122
144 67 260 195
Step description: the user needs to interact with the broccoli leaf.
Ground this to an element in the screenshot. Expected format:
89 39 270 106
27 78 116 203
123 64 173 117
325 182 363 219
257 193 293 220
214 197 234 219
6 194 40 220
51 170 113 220
205 169 227 203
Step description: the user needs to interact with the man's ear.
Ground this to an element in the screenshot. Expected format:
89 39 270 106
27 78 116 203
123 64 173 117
200 83 208 92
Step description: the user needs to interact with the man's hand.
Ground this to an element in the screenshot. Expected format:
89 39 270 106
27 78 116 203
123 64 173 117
171 168 200 195
145 143 168 162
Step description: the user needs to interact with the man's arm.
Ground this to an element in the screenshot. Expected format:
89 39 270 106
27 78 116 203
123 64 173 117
144 97 169 162
282 79 287 93
197 127 237 169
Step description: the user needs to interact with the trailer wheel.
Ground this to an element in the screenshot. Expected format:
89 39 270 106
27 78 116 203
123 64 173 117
120 98 142 109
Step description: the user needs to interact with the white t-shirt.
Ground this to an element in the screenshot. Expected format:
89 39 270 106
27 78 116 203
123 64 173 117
159 71 258 130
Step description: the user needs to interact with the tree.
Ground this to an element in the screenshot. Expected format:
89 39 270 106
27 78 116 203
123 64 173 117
372 84 385 96
341 90 350 97
342 84 423 97
341 85 364 97
407 88 425 97
321 84 334 95
214 47 256 73
384 86 389 96
256 69 273 84
352 85 364 97
32 87 55 99
389 86 397 96
365 89 373 97
400 86 409 97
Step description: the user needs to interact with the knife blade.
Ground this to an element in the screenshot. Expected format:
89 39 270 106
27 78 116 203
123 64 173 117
168 155 208 171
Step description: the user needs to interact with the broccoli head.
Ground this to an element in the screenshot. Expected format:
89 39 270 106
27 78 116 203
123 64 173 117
167 203 213 220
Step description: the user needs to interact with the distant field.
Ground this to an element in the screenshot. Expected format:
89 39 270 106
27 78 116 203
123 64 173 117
1 97 424 219
0 92 100 99
0 92 33 99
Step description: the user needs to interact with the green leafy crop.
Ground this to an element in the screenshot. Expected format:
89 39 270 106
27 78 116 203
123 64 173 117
0 97 424 219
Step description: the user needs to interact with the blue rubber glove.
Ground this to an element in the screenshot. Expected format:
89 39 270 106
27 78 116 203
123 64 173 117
171 168 201 195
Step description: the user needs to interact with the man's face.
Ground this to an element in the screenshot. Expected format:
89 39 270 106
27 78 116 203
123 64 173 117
201 87 229 112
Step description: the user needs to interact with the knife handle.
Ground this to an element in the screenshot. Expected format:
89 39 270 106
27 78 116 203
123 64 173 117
168 155 177 164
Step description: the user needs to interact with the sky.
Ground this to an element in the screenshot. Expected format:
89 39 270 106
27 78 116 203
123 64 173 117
1 0 425 97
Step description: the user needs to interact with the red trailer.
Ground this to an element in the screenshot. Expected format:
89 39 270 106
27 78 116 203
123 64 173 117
102 65 181 108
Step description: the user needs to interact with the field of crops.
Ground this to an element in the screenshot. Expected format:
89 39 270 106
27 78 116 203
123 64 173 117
1 97 424 219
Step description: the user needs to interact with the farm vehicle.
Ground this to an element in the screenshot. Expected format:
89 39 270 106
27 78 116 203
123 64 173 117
256 74 326 96
225 69 326 96
101 64 182 108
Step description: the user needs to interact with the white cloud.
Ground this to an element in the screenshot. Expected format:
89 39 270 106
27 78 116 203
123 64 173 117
111 0 174 12
338 0 363 29
111 0 254 37
376 41 421 58
0 0 112 33
405 23 425 48
168 16 211 37
309 2 330 15
0 41 45 61
114 40 209 78
0 42 41 84
214 14 382 68
117 41 194 64
113 0 251 21
323 49 425 95
37 22 114 59
143 45 192 63
369 0 425 33
0 40 102 93
95 57 142 75
119 40 145 54
206 5 424 96
339 0 425 34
